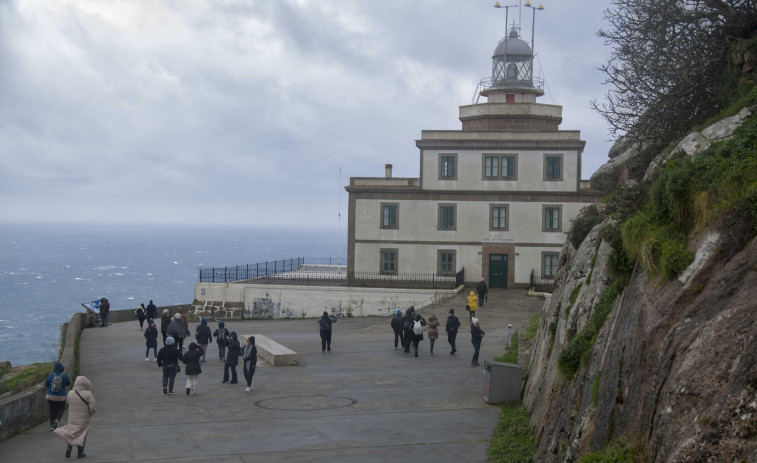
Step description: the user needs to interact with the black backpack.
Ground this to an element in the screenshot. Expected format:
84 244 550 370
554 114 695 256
217 328 227 342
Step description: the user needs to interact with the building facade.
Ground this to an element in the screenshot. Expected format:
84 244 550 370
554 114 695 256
346 27 603 288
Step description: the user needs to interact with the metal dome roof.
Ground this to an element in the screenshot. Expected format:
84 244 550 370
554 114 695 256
493 29 532 57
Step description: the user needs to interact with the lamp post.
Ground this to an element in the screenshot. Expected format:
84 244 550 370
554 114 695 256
493 1 518 37
524 0 544 55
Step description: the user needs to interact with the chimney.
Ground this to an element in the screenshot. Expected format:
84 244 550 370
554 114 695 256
385 164 393 179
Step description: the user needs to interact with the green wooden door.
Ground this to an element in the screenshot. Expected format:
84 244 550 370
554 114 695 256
489 254 508 289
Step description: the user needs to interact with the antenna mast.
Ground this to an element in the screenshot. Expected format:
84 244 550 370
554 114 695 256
338 167 342 266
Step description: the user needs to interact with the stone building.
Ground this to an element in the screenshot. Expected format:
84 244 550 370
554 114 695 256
346 26 603 288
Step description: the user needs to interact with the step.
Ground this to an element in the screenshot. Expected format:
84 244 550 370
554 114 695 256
239 334 297 366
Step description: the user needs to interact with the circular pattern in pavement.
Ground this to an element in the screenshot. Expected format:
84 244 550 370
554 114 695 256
254 395 356 411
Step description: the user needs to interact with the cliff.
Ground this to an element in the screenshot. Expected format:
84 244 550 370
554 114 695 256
522 108 757 462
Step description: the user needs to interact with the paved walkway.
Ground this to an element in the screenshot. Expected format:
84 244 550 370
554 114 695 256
0 289 543 462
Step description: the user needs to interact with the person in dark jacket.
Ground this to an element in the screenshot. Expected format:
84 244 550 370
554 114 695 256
401 307 415 353
160 310 171 346
167 313 189 351
182 342 204 396
470 317 485 367
213 321 229 361
144 320 159 361
410 313 428 358
135 303 146 330
145 300 158 320
45 362 71 431
195 318 212 363
476 278 488 307
157 337 184 394
390 310 404 349
222 332 241 384
242 336 257 393
446 309 461 355
99 297 110 327
318 311 337 353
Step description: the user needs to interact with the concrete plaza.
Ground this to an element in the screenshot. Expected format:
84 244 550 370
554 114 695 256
0 289 543 462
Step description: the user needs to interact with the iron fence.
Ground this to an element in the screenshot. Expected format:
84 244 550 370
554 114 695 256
530 269 556 292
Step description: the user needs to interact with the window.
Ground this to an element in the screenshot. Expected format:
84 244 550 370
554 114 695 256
484 156 499 178
543 252 559 278
380 203 398 229
380 249 398 275
438 204 456 230
439 154 457 179
543 206 562 232
438 250 456 275
501 156 516 178
482 154 517 180
490 205 508 230
545 155 562 180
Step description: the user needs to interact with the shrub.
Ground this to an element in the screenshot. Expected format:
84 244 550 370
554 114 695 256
488 402 537 463
569 205 604 249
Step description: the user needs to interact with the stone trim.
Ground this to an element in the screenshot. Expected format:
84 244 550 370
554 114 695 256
541 251 560 278
379 248 399 275
437 249 456 275
438 153 458 180
543 153 564 181
416 139 586 151
489 204 509 231
437 203 457 231
379 202 399 230
345 189 603 203
354 239 563 247
482 243 516 286
542 204 562 232
348 193 357 274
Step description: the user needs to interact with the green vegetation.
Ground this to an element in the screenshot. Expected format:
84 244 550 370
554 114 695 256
495 330 519 364
73 325 83 379
488 402 537 463
569 205 603 249
576 440 646 463
525 314 540 341
564 283 583 317
558 281 624 378
591 371 602 406
3 363 54 394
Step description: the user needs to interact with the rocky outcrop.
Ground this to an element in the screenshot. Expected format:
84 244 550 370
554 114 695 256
523 200 757 460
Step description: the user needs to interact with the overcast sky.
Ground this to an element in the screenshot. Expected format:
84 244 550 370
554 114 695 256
0 0 614 228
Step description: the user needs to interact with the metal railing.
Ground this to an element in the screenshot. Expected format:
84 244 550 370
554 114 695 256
472 76 545 103
530 269 555 291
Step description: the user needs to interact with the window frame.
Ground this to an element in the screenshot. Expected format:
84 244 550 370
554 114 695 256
483 155 500 179
380 202 399 230
544 154 563 181
438 203 457 231
542 205 562 232
379 248 398 275
489 204 509 231
481 153 518 180
438 153 458 180
437 249 456 276
542 252 560 278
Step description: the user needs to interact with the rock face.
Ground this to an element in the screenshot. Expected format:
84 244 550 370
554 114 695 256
523 218 757 460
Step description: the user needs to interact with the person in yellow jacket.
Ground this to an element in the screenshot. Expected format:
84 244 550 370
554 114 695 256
467 290 478 321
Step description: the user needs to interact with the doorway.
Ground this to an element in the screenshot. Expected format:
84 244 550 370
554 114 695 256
488 254 508 289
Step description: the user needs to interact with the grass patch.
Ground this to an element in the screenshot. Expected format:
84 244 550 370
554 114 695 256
564 283 583 317
576 440 646 462
73 325 83 379
2 363 55 394
525 314 540 341
495 330 519 364
591 371 601 406
488 402 537 463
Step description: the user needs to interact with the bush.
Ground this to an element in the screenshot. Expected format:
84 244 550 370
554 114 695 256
488 402 537 463
569 205 604 249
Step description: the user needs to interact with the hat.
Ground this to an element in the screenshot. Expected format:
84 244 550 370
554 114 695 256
163 309 169 314
53 362 64 374
471 317 479 324
174 313 181 320
201 318 207 324
166 336 175 346
396 310 402 315
448 309 454 314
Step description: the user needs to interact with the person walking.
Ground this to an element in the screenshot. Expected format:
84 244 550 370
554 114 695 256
144 319 159 361
99 297 110 327
242 336 257 393
467 291 478 322
45 362 71 431
177 306 189 333
167 313 189 352
135 304 146 330
446 309 461 355
157 337 184 394
426 314 440 354
222 332 241 384
476 278 488 307
195 318 212 363
53 375 95 459
402 307 415 353
390 310 404 349
410 312 427 357
470 317 485 367
213 321 229 361
160 310 171 346
182 342 204 396
145 300 158 320
318 311 337 353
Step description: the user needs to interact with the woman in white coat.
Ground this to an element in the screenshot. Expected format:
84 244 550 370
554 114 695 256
54 375 96 458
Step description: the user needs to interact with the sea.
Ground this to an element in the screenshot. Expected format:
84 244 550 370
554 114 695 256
0 222 345 366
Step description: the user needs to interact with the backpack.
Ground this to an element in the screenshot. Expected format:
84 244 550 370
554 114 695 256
50 374 64 393
413 320 423 336
319 317 331 331
217 328 227 343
